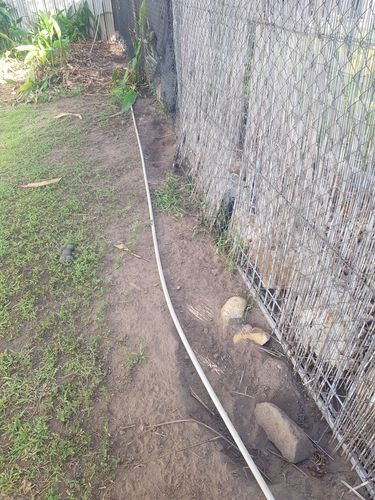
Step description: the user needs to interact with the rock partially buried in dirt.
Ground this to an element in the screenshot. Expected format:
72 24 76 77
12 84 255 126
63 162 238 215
233 324 270 346
255 402 314 463
221 296 247 329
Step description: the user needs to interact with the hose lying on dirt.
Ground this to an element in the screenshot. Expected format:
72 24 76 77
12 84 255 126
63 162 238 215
130 105 275 500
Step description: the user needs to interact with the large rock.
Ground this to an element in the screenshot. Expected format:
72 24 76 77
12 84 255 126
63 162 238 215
255 402 314 463
221 296 247 330
233 324 270 346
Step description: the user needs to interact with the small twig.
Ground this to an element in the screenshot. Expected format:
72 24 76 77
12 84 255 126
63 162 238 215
243 465 272 483
36 482 51 497
238 365 246 390
302 377 316 386
340 480 366 500
306 434 335 461
316 425 330 444
128 418 239 452
190 387 216 416
108 110 124 119
351 478 375 491
255 345 284 358
231 390 255 399
129 282 142 291
120 424 136 431
133 436 220 468
267 448 308 478
55 112 82 120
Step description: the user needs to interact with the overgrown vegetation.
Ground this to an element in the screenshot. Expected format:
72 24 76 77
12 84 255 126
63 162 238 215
0 103 119 497
110 39 142 112
56 1 97 41
0 1 26 51
16 11 69 95
110 0 148 112
0 1 97 98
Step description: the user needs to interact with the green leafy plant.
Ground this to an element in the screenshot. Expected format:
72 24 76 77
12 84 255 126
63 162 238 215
16 11 68 94
55 1 97 41
73 0 97 39
0 1 27 52
124 342 148 370
55 7 81 41
110 1 148 112
111 38 142 112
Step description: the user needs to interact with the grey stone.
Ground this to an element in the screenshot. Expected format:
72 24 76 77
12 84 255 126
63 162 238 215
60 244 75 263
255 402 314 463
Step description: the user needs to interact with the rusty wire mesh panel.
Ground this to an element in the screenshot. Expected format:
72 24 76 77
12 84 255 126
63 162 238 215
171 0 375 490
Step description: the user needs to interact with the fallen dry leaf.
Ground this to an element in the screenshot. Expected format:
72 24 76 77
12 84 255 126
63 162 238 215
113 242 127 251
55 112 83 120
113 242 149 262
20 178 61 188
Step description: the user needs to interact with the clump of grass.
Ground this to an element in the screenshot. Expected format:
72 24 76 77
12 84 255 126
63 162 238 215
154 172 188 217
213 206 238 272
124 342 148 370
215 230 237 272
126 218 141 253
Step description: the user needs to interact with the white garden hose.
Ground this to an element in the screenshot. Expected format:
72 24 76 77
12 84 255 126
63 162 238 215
130 106 275 500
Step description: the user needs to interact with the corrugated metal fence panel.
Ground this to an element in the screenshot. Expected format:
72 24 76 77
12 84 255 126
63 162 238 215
7 0 116 39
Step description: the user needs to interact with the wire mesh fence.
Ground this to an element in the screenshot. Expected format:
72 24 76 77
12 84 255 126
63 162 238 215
173 0 375 489
123 0 375 490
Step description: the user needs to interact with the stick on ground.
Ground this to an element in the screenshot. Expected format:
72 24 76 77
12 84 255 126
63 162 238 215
190 387 216 416
340 480 366 500
267 447 308 478
133 436 220 468
231 390 255 399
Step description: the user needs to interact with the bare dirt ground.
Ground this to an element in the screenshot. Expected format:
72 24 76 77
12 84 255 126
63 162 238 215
108 96 360 500
0 42 363 499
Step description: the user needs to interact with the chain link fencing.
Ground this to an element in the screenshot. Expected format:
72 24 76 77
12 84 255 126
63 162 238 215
123 0 374 491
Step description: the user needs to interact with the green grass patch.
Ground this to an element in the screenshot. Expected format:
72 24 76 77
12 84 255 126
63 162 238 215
124 341 148 371
154 172 191 217
0 102 119 497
